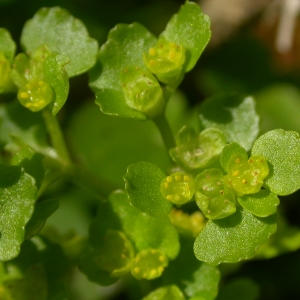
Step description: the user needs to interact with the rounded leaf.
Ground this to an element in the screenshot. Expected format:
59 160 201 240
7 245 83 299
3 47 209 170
21 7 98 77
194 207 277 265
251 129 300 195
0 28 16 62
143 285 186 300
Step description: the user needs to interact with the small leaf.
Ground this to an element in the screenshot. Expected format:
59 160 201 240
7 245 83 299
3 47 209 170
238 190 279 218
160 1 211 72
0 164 37 261
44 53 70 115
90 23 157 119
0 52 16 93
251 129 300 195
124 162 172 217
194 207 277 266
21 7 98 77
24 199 59 240
199 94 260 151
143 285 186 300
0 28 16 62
220 142 247 173
11 147 45 190
170 126 226 170
131 249 168 280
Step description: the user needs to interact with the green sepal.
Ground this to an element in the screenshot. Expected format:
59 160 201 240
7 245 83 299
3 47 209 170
131 249 168 280
195 168 236 220
120 66 165 118
11 53 30 88
142 285 186 300
0 28 16 63
124 162 173 217
90 190 180 260
199 94 260 151
169 126 226 170
161 172 195 205
0 164 37 261
160 1 211 72
90 23 157 120
11 147 45 190
21 7 98 77
0 52 15 93
251 129 300 195
238 189 279 218
194 207 277 266
24 199 59 240
44 53 70 115
220 142 247 173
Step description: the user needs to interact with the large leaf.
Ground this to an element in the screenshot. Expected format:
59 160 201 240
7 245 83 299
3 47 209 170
89 23 157 119
160 1 211 72
194 207 277 266
0 164 37 261
199 94 260 151
21 7 98 77
251 129 300 195
124 162 172 217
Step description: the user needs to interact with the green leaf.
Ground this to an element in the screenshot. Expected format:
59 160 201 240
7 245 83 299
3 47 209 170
44 53 70 115
131 249 168 280
0 164 37 261
0 100 50 155
238 190 279 218
143 285 186 300
220 142 247 173
194 207 277 266
91 191 180 260
251 129 300 195
163 237 220 300
199 94 260 151
160 1 211 72
24 199 59 240
0 28 16 62
89 23 157 119
11 147 45 190
21 7 98 77
169 126 226 170
124 162 172 217
216 278 260 300
11 53 30 88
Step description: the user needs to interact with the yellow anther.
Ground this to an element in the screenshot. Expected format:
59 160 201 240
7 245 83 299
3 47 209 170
164 182 169 189
159 255 165 262
158 266 164 272
183 175 190 181
166 176 172 183
38 100 45 105
25 102 32 108
150 269 157 277
175 175 181 181
166 195 172 200
232 170 239 176
134 267 140 273
19 92 29 99
169 51 176 59
149 48 156 56
242 179 247 184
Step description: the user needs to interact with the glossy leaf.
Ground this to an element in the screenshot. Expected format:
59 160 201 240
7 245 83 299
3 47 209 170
11 147 45 189
24 199 59 240
0 28 16 62
143 285 186 300
0 164 37 261
251 129 300 195
238 189 279 218
124 162 173 217
131 249 168 280
220 142 247 173
199 94 259 151
170 126 226 170
194 207 277 266
44 52 70 115
160 1 211 72
90 23 157 119
21 7 98 77
91 191 180 260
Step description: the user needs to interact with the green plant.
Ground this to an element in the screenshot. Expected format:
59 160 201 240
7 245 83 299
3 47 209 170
0 1 300 299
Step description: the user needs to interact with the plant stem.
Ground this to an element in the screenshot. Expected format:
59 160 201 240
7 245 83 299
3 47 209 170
153 114 176 151
42 108 71 166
